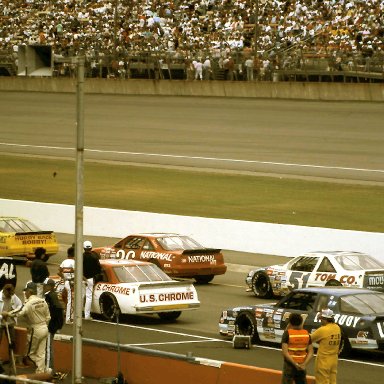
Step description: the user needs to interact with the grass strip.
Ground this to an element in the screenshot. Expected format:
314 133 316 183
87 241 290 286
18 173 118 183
1 154 383 232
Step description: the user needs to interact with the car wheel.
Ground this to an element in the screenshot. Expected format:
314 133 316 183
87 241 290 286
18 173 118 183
252 272 273 298
194 275 214 284
158 311 182 321
235 311 259 343
100 293 121 322
325 279 342 287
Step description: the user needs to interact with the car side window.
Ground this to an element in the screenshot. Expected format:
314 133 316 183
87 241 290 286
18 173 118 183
142 239 155 251
125 237 145 249
279 292 317 311
317 257 336 273
291 257 318 272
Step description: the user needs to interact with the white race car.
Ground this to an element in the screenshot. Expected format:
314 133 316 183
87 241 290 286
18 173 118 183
57 258 200 321
246 251 384 298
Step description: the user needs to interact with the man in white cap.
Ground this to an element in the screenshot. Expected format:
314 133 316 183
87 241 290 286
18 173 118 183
83 241 102 320
311 308 341 384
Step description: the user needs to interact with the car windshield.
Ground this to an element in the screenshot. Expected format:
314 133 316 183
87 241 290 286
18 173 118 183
156 236 203 251
335 253 384 270
0 218 41 233
113 264 173 283
340 293 384 315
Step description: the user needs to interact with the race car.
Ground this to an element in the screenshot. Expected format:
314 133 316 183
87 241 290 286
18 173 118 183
246 251 384 298
219 287 384 356
0 217 59 262
93 233 227 284
56 258 200 322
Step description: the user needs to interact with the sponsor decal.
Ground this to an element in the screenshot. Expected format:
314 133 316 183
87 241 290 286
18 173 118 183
377 322 384 338
368 275 384 286
187 255 216 263
314 312 361 327
0 262 16 280
263 328 276 339
96 284 131 295
141 251 173 262
139 291 194 303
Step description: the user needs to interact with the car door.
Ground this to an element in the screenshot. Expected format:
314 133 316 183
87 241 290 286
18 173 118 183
120 236 146 260
286 256 322 289
259 291 318 344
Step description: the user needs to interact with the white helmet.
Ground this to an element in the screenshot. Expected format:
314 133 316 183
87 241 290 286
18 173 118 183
321 308 334 319
83 240 93 250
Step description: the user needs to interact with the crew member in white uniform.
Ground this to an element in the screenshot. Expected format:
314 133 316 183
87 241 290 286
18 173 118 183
7 282 50 373
58 245 75 324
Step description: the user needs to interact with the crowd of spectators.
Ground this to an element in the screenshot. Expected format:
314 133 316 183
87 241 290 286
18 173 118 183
0 0 383 79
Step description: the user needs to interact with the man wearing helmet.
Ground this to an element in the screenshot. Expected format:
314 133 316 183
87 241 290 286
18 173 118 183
311 308 341 384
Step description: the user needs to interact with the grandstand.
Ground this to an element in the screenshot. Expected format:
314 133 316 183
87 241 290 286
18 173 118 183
0 0 383 82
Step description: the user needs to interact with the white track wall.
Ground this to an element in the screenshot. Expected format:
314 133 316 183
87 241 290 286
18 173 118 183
1 199 383 262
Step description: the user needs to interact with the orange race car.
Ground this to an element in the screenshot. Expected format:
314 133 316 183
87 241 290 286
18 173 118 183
93 233 227 284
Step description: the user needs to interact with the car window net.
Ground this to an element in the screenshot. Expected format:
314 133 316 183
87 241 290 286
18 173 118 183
335 253 384 270
340 293 384 315
1 219 40 233
114 265 172 283
157 236 203 251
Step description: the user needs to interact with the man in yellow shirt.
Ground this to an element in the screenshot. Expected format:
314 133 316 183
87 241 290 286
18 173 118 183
311 308 341 384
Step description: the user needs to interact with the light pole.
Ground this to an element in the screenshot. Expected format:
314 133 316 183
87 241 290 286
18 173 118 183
56 54 85 383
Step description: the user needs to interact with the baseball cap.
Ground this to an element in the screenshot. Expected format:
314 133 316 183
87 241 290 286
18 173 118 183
321 308 334 319
44 278 56 286
23 281 37 294
83 240 93 249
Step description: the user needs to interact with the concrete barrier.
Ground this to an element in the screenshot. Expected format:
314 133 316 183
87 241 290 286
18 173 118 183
53 335 316 384
0 77 383 101
1 198 384 261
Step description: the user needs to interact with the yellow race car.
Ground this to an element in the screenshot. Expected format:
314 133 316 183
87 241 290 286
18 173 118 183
0 217 59 262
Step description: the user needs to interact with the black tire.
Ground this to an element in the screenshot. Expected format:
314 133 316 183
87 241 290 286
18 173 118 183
99 293 121 322
235 311 259 343
158 311 182 321
325 279 342 287
252 272 273 298
194 275 214 284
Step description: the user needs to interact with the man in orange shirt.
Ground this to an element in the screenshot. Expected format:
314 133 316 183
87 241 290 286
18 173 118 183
311 308 341 384
281 313 313 384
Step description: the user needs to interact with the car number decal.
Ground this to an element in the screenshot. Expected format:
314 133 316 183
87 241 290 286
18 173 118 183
289 271 311 289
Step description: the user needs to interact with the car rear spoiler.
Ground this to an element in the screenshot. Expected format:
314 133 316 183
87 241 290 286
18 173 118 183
181 248 221 255
138 280 195 289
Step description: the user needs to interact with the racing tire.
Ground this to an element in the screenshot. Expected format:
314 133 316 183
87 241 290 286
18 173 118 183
158 311 182 322
235 311 259 343
252 272 273 298
100 293 121 322
325 279 342 287
194 275 214 284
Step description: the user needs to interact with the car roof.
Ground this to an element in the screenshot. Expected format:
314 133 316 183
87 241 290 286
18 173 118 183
294 286 377 296
300 251 370 258
127 233 182 237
